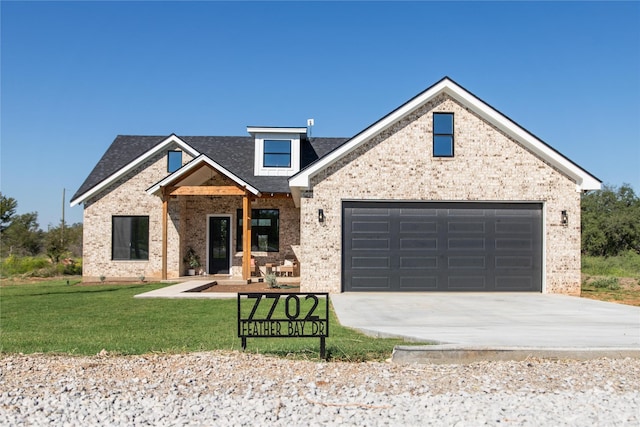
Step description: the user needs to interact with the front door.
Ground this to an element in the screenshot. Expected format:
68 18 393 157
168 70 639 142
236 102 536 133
208 216 230 274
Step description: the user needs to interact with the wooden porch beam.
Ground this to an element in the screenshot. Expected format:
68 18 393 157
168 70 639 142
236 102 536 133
167 186 246 196
242 192 252 280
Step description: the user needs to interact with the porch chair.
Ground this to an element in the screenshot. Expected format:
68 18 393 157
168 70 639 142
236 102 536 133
250 257 261 277
275 259 298 277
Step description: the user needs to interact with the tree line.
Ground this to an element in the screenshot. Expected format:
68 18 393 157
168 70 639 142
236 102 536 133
0 192 82 261
1 184 639 261
581 183 639 256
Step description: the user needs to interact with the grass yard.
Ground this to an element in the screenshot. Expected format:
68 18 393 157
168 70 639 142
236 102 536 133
0 280 412 361
581 251 640 306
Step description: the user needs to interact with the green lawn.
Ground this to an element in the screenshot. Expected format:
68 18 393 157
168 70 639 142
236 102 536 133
0 280 412 361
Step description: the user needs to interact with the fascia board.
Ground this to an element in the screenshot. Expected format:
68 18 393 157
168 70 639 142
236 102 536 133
146 154 260 196
247 127 307 134
70 135 200 207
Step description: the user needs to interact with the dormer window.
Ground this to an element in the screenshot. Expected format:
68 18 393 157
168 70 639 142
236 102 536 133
248 126 306 176
264 140 292 168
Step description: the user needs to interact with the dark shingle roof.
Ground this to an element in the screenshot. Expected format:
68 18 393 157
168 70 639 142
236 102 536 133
72 135 348 201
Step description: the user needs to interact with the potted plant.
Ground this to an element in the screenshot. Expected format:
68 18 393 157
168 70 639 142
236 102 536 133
183 247 201 276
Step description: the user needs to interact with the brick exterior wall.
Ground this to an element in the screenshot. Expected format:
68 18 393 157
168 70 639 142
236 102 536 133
300 94 582 295
82 145 299 281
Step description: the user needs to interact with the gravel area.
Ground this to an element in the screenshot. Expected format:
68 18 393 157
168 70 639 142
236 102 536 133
1 352 638 426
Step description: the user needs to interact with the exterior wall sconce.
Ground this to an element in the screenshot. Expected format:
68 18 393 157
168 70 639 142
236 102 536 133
318 209 325 223
561 210 568 226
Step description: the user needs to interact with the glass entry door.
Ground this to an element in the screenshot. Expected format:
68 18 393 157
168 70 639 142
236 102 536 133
208 216 230 274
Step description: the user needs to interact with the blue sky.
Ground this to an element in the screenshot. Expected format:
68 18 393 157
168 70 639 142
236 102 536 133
1 1 639 228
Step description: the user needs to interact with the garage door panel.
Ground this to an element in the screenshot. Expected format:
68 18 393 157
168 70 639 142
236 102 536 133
496 277 534 290
448 276 487 290
495 238 532 250
400 256 438 269
351 238 390 250
399 221 437 233
351 256 390 269
350 276 391 290
343 202 542 292
448 222 485 233
352 221 389 233
448 238 485 250
400 276 438 290
495 256 533 269
448 256 486 269
495 222 532 234
400 237 438 250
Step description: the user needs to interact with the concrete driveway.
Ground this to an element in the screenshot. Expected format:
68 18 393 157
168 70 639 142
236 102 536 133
330 293 640 348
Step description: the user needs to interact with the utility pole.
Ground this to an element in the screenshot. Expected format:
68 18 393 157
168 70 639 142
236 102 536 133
61 188 65 245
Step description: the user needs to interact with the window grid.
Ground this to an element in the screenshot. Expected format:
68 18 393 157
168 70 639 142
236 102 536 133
236 209 279 252
433 113 454 157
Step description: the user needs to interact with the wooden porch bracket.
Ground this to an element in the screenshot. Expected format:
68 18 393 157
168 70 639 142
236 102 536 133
242 191 252 280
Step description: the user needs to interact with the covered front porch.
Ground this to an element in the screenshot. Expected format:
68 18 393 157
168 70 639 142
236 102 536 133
147 155 300 281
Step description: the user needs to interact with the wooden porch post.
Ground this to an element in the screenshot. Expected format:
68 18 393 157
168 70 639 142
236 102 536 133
242 192 252 280
161 188 168 281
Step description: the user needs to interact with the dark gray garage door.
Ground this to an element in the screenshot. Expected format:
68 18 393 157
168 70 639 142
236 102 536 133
343 202 542 292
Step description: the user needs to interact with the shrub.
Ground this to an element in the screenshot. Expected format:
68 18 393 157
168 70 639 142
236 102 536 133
0 255 82 278
0 255 50 276
590 277 619 289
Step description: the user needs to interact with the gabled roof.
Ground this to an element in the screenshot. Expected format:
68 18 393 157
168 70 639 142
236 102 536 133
289 77 601 192
70 135 199 206
146 154 260 196
70 133 347 206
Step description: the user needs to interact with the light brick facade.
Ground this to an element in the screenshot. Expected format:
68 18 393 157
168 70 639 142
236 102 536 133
299 95 582 294
82 144 299 281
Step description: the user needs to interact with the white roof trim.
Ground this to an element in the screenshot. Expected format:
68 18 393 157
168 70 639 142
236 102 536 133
247 126 307 134
146 154 260 196
289 78 601 192
70 135 200 207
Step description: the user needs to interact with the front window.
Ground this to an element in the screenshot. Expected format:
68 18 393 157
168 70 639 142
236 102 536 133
236 209 279 252
263 140 291 168
168 150 182 172
433 113 454 157
112 216 149 260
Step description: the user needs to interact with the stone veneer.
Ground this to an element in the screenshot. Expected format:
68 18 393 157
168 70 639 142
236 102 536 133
300 94 582 295
82 144 299 281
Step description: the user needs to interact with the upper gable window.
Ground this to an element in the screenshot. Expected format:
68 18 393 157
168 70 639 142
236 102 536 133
263 140 291 168
433 113 454 157
168 150 182 172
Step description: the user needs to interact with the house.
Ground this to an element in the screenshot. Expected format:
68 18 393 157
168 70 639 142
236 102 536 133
71 77 601 294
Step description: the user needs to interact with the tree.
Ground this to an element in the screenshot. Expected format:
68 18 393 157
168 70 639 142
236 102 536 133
0 193 17 233
581 184 640 256
0 212 43 257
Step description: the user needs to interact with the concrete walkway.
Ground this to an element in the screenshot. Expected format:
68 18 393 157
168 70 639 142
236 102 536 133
134 280 237 299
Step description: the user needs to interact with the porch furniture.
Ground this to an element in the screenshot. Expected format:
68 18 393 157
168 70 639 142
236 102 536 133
265 263 274 276
250 258 261 277
276 259 298 277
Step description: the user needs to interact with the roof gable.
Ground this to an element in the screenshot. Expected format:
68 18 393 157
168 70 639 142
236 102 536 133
70 134 199 206
146 154 260 196
289 77 601 192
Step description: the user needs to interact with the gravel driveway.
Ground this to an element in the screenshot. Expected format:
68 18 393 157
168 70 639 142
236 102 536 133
1 351 638 426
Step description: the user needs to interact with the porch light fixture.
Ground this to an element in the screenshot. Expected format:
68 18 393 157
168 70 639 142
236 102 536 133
318 209 325 223
561 210 568 226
